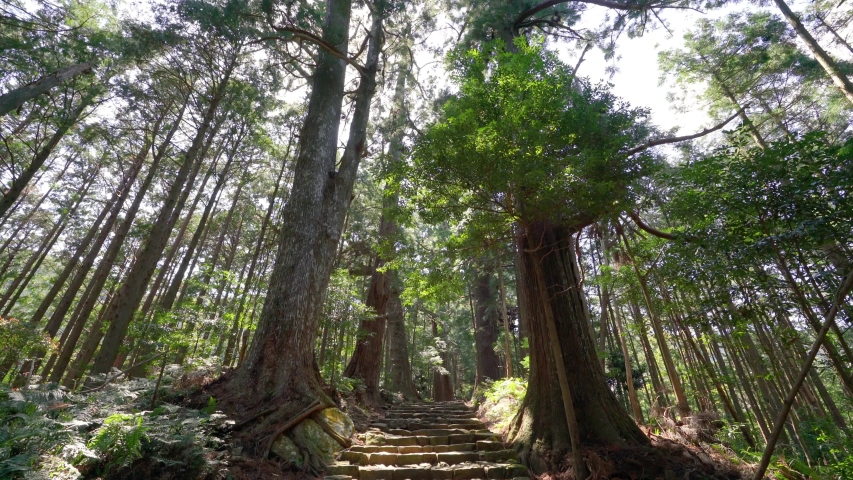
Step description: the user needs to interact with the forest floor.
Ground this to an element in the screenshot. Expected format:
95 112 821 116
474 386 754 480
0 363 783 480
216 387 763 480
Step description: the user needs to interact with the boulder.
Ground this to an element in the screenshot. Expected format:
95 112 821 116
271 434 303 467
272 407 356 465
319 407 356 439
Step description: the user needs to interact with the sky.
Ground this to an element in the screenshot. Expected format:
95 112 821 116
563 6 735 137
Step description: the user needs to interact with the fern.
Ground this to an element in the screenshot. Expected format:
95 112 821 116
87 413 149 474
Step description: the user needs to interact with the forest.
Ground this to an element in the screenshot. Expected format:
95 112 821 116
0 0 852 478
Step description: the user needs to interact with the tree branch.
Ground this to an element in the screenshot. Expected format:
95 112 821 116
623 107 743 156
513 0 687 32
255 25 368 78
628 211 675 240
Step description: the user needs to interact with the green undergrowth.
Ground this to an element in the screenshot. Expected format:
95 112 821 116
474 377 526 433
0 359 231 479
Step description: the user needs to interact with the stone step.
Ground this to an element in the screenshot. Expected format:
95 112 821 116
339 450 519 467
386 407 474 413
386 405 474 412
350 444 478 454
328 462 530 480
475 441 505 452
371 421 486 431
382 414 480 420
332 403 523 480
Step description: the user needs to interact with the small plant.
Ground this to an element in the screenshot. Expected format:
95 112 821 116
87 413 149 474
478 377 527 432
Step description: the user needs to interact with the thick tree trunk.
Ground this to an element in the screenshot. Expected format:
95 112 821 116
508 221 647 473
387 280 418 398
343 260 389 401
473 272 501 389
350 51 414 400
206 1 385 463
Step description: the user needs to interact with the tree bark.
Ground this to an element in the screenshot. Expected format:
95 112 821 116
473 271 501 389
343 257 389 401
207 0 385 461
0 95 93 219
387 280 418 398
90 61 234 375
0 62 95 117
509 222 647 474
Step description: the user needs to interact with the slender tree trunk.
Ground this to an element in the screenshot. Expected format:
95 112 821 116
195 174 247 304
772 0 853 105
631 301 668 410
0 160 70 258
753 269 853 480
619 230 690 417
50 102 187 384
33 131 157 332
0 62 95 117
496 251 514 378
0 95 93 218
612 294 644 424
220 158 288 367
90 63 235 375
1 170 96 315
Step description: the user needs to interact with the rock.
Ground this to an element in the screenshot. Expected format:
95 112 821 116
293 418 344 464
272 407 355 466
270 434 303 467
319 407 356 439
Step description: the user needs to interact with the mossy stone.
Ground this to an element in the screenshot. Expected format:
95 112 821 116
270 434 303 467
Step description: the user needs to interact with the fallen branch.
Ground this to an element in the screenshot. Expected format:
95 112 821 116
79 351 166 394
752 267 853 480
235 405 279 428
312 411 353 448
262 400 325 459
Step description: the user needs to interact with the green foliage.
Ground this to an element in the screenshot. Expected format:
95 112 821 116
0 318 55 382
659 12 850 142
665 132 853 266
0 361 231 479
604 348 647 391
405 39 654 240
0 385 84 479
87 413 149 474
478 377 526 432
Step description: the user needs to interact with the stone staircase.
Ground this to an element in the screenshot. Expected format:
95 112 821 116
325 401 530 480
